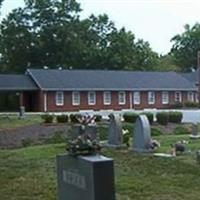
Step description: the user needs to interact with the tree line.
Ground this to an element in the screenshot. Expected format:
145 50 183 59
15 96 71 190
0 0 199 73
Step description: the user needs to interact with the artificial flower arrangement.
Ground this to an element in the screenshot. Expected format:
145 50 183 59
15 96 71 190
67 114 101 156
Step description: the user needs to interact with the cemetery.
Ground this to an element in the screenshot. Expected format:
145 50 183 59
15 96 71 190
1 111 200 200
1 0 200 199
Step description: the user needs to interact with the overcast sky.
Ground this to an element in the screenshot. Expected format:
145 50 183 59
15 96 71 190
1 0 200 54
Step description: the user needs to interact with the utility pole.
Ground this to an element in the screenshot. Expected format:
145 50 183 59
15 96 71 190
198 51 200 108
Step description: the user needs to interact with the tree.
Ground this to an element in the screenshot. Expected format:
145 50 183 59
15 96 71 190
0 0 81 73
155 54 180 72
0 0 159 73
106 27 135 70
133 39 158 71
170 23 200 71
0 0 3 7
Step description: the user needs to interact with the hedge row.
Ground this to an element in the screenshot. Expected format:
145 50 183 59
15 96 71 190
170 101 199 109
123 111 183 125
41 111 183 125
156 111 183 125
123 112 153 124
41 114 102 123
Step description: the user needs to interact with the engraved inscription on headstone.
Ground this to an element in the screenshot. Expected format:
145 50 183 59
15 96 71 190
108 113 122 146
57 154 115 200
133 115 152 152
62 170 86 190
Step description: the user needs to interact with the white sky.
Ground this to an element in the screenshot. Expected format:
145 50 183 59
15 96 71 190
1 0 200 54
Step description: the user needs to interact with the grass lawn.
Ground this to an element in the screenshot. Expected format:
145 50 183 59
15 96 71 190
0 115 42 130
1 134 200 200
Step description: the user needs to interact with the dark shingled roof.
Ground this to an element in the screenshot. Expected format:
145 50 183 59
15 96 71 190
0 74 38 91
27 69 196 91
181 71 198 86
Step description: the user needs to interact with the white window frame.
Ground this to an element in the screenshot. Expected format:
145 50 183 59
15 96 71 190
88 91 96 105
72 91 80 105
187 92 194 102
56 91 64 106
118 91 126 105
103 91 111 105
148 91 155 104
133 92 140 105
174 91 182 103
162 91 169 104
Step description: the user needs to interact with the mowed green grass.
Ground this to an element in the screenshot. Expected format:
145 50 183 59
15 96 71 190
1 134 200 200
0 115 42 130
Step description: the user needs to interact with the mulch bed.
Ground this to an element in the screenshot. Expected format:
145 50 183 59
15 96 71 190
0 124 70 149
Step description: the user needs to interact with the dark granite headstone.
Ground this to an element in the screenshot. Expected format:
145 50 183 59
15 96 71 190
108 113 122 146
133 115 152 152
85 125 99 141
57 154 115 200
71 124 98 141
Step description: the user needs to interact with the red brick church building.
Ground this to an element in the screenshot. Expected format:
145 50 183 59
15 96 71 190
0 68 198 112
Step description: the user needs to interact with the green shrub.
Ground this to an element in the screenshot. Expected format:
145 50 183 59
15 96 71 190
122 130 131 147
123 123 134 134
69 114 81 123
99 127 108 141
151 127 163 136
41 114 54 123
141 112 154 124
56 115 68 123
94 115 102 122
170 102 183 109
174 126 191 135
184 101 199 108
156 112 169 125
123 112 139 123
168 111 183 123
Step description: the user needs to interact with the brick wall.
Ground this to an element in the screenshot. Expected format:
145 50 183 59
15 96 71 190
46 91 131 112
25 90 197 112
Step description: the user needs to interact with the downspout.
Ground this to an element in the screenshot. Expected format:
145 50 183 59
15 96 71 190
198 51 200 108
44 92 47 112
129 91 133 110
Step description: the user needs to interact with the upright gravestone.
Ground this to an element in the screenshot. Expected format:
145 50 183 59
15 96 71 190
108 113 123 147
19 106 25 119
85 125 99 141
71 124 99 141
133 115 152 153
190 123 200 139
57 154 115 200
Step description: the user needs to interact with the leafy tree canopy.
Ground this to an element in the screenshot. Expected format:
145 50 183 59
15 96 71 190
0 0 159 73
170 23 200 72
